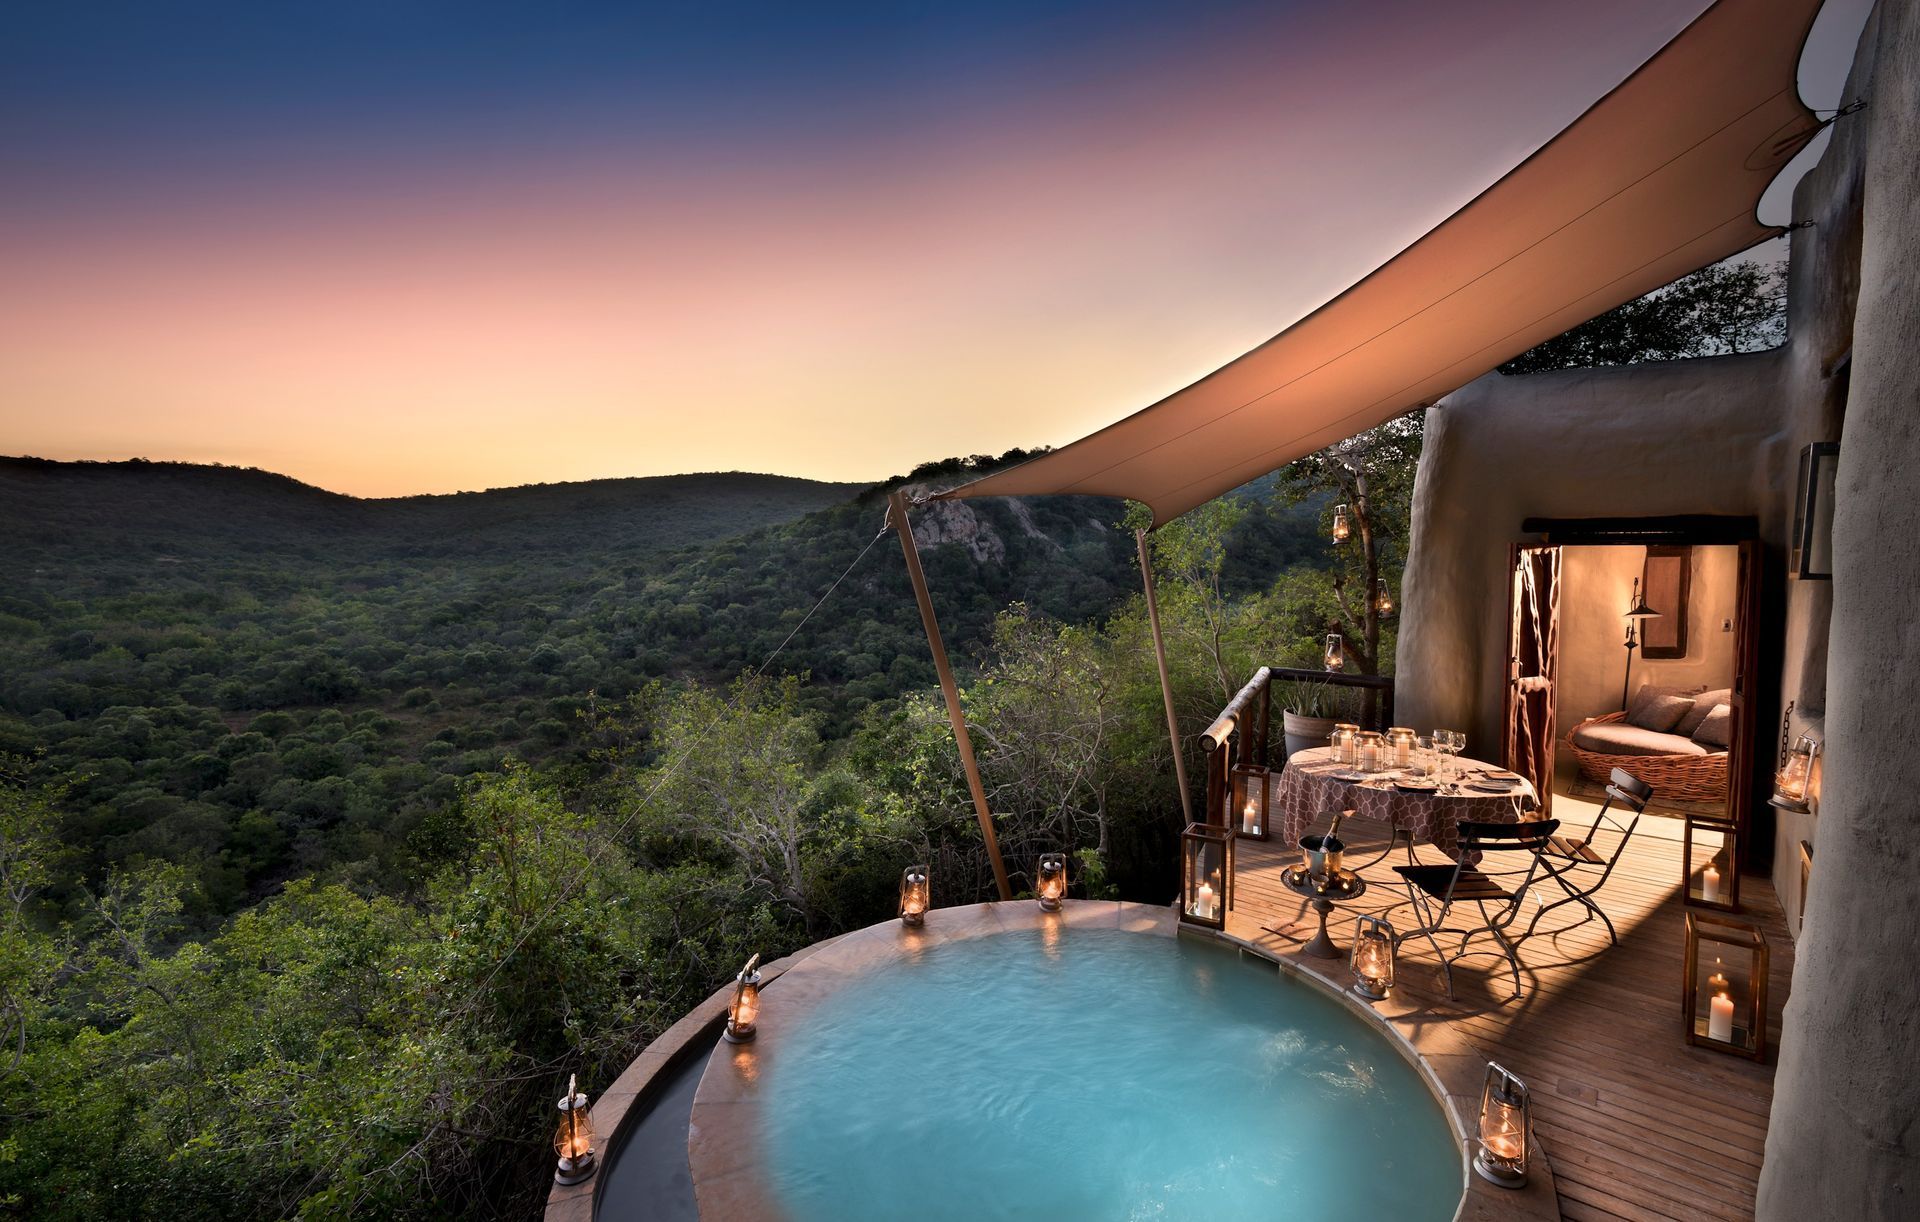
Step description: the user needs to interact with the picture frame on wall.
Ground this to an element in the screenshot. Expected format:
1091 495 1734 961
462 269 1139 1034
1791 442 1839 580
1640 545 1691 660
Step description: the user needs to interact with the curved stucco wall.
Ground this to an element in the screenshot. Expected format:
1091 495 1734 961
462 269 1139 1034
1399 2 1917 1214
1759 1 1920 1215
1396 348 1788 752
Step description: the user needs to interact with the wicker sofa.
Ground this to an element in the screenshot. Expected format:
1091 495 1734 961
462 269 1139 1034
1564 709 1730 804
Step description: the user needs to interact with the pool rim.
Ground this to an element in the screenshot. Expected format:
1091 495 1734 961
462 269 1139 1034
548 899 1559 1222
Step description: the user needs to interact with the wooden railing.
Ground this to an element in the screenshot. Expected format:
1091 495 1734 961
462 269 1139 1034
1198 666 1396 826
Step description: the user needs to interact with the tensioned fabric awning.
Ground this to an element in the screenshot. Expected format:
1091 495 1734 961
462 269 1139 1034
942 0 1824 526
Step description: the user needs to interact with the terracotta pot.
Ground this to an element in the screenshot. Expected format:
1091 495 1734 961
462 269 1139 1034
1282 710 1337 759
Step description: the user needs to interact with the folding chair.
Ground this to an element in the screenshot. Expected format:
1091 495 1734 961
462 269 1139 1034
1523 766 1653 946
1394 818 1560 999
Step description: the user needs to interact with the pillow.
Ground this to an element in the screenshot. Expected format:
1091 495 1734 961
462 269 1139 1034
1691 703 1733 749
1628 683 1704 719
1627 692 1695 733
1675 687 1732 738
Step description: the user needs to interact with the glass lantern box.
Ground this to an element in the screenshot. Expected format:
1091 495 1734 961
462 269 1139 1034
1180 823 1233 930
1229 764 1270 840
1682 811 1741 912
1683 911 1769 1060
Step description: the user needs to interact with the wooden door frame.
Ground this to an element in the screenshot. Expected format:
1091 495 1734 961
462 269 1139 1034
1503 544 1561 817
1518 516 1770 871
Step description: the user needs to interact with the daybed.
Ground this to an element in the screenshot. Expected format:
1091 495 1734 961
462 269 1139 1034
1564 685 1731 804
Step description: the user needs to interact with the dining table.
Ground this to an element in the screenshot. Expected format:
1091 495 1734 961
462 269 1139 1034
1274 746 1539 862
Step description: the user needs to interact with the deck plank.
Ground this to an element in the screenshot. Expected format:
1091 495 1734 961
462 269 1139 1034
1222 808 1792 1222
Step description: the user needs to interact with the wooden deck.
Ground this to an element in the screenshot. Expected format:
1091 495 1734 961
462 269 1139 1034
1224 803 1793 1222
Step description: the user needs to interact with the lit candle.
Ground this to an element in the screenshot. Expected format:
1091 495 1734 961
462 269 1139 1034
1241 797 1260 835
1702 864 1721 903
1709 990 1735 1043
1196 881 1216 920
1484 1128 1524 1162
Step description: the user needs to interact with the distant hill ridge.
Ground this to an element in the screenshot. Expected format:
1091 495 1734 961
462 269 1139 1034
0 456 868 561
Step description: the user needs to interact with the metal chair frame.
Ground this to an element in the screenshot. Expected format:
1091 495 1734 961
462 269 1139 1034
1524 766 1653 946
1394 818 1561 1000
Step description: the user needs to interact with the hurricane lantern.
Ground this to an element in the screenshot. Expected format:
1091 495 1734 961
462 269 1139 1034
1374 578 1394 616
899 865 930 926
1330 722 1360 766
1355 730 1385 773
553 1073 597 1186
1323 633 1346 673
1331 503 1351 543
1770 732 1820 812
1473 1062 1531 1188
1682 811 1741 912
1179 822 1233 929
1387 726 1416 768
1349 914 1395 999
724 953 763 1043
1684 911 1768 1060
1036 852 1068 912
1229 763 1270 840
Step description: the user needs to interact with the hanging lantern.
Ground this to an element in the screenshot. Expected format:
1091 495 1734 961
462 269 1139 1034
553 1073 597 1185
1330 503 1351 543
724 954 763 1043
1373 578 1394 616
899 865 930 926
1474 1062 1530 1187
1349 914 1395 999
1684 911 1769 1060
1036 852 1068 911
1323 633 1346 672
1179 822 1233 929
1229 763 1270 840
1682 811 1741 912
1770 732 1820 812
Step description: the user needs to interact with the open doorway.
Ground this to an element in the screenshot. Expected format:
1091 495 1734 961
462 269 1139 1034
1504 522 1763 867
1554 544 1740 824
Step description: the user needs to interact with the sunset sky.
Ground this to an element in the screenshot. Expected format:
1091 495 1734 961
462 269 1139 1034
0 1 1810 497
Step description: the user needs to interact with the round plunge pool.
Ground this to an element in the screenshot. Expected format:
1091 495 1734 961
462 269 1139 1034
696 907 1462 1221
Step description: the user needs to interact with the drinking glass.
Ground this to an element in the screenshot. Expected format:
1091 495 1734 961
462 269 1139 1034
1413 735 1435 777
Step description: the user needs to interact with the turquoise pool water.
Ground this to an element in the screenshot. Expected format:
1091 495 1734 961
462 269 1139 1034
762 925 1461 1221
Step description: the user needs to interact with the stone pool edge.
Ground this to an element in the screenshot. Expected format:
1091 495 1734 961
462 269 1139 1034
554 898 1557 1222
1182 919 1561 1222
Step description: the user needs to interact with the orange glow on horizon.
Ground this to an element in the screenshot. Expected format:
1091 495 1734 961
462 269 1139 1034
0 2 1695 498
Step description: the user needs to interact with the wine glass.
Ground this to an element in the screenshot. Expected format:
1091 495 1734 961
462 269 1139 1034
1437 730 1463 778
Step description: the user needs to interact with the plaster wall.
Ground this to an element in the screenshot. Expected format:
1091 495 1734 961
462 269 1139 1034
1395 350 1784 759
1555 544 1739 731
1399 2 1915 1212
1758 0 1920 1214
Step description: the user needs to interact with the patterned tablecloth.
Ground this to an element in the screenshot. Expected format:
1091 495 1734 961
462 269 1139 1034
1275 747 1539 861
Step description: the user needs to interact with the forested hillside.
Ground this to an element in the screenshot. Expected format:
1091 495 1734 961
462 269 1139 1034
0 453 1321 922
0 440 1391 1219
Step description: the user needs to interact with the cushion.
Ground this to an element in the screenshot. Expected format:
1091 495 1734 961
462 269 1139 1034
1675 687 1732 737
1627 692 1695 733
1627 682 1703 723
1572 720 1710 757
1691 703 1733 749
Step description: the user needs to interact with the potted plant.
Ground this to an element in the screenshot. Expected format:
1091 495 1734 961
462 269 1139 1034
1278 679 1339 758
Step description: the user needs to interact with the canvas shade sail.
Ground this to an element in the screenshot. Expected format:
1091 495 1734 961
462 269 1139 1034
942 0 1824 526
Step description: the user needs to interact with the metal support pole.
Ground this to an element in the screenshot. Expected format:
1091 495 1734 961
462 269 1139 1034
1136 528 1194 824
888 491 1013 901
